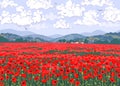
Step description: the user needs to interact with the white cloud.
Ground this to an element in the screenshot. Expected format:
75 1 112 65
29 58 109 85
0 11 12 24
74 10 100 25
54 19 70 29
11 14 33 26
103 6 120 22
81 0 113 6
0 16 2 21
16 6 24 12
0 0 18 8
56 0 85 17
1 11 9 17
26 0 52 9
10 9 32 25
1 16 12 24
32 10 46 23
0 9 46 25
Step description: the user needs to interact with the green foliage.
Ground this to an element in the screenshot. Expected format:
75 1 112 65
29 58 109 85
58 39 66 42
110 39 120 44
15 38 27 42
0 36 9 42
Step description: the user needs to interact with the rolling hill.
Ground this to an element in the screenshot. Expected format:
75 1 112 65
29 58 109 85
81 30 106 36
53 34 85 42
0 31 120 44
85 32 120 44
0 29 35 36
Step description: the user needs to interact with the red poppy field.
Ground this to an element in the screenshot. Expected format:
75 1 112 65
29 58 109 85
0 43 120 86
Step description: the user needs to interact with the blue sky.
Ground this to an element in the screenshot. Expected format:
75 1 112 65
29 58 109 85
0 0 120 36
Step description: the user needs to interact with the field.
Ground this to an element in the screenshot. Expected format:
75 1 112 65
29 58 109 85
0 43 120 86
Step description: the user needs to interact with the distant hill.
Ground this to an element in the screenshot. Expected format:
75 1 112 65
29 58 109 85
49 34 62 38
0 31 120 44
0 35 9 42
117 30 120 32
85 32 120 44
24 34 53 41
0 33 22 41
81 30 106 36
0 29 35 36
0 33 47 42
53 34 85 42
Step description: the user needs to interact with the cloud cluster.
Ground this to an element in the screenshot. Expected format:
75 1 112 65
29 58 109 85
0 0 120 29
0 0 18 8
56 0 85 17
53 19 70 29
11 11 33 26
0 9 47 25
103 6 120 22
81 0 113 6
26 0 52 9
16 6 24 12
1 11 12 24
74 10 100 26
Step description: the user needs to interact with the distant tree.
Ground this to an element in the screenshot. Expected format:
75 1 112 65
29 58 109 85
111 39 120 44
15 38 26 42
58 39 66 42
0 36 9 42
84 39 88 43
94 40 109 44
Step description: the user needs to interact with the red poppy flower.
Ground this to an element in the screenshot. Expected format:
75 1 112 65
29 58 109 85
75 80 80 86
41 79 47 83
110 77 116 83
62 75 68 80
34 76 39 81
21 80 27 86
52 80 57 85
98 74 103 80
0 81 4 86
117 73 120 78
12 77 17 83
21 74 26 78
69 78 74 84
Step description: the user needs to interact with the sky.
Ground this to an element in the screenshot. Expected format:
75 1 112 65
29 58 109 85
0 0 120 36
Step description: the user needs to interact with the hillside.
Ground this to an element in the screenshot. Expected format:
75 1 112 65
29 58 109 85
0 29 35 36
24 34 53 41
81 30 106 36
0 33 47 42
53 34 85 42
85 32 120 44
0 35 9 42
0 32 120 44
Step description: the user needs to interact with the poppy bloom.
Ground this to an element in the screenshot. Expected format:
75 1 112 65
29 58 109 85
34 76 39 81
110 77 116 83
117 73 120 78
74 73 79 78
12 77 17 83
83 75 89 80
21 74 26 78
0 76 4 81
62 75 68 80
41 79 47 84
52 80 57 86
0 82 4 86
98 74 103 80
5 75 9 80
21 80 27 86
69 78 74 84
75 80 80 86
